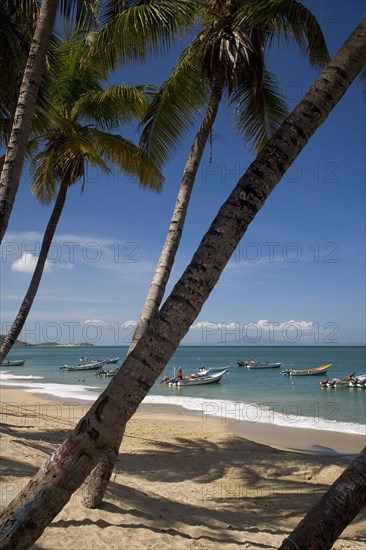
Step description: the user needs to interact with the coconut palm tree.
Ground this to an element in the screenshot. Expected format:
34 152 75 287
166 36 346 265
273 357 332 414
0 16 365 548
83 0 329 508
0 33 163 364
131 0 330 349
0 0 99 243
0 0 38 123
0 0 197 243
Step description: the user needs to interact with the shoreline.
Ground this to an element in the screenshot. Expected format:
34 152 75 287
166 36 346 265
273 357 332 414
1 387 365 458
1 387 366 549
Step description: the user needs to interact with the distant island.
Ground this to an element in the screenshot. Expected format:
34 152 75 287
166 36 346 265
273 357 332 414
35 342 95 347
0 336 94 348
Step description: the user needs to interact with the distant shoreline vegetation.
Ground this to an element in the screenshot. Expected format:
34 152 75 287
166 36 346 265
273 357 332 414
0 336 94 348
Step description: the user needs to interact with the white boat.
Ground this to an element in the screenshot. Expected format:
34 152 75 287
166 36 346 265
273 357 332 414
0 359 26 367
96 366 120 377
237 358 282 369
173 369 227 387
198 365 232 375
104 356 120 364
60 360 105 372
349 374 366 387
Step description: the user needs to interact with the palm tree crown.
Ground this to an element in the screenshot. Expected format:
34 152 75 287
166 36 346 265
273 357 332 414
140 0 330 163
30 33 162 204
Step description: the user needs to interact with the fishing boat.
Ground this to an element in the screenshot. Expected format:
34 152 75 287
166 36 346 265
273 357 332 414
60 360 105 372
237 358 282 369
177 369 227 386
162 369 228 386
348 374 366 387
104 356 120 364
198 365 232 374
320 372 357 388
96 367 120 377
0 359 26 367
282 363 332 376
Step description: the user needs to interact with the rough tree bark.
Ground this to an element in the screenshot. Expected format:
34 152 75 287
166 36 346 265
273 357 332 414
0 0 58 243
0 14 365 549
82 75 225 509
0 180 69 363
279 446 366 550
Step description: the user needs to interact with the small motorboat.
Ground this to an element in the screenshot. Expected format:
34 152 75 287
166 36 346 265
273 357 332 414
237 358 282 369
282 363 332 376
198 365 232 374
176 369 228 386
161 369 228 386
96 366 120 377
320 372 357 388
0 359 26 367
348 374 366 387
104 356 120 364
60 360 105 371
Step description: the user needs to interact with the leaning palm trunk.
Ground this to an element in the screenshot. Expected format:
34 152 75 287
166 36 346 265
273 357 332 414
0 180 68 363
0 16 365 549
279 445 366 550
129 75 225 350
0 0 58 244
82 75 225 508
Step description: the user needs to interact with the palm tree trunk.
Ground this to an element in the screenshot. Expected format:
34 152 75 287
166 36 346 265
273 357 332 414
82 75 226 508
279 446 366 550
0 16 365 549
0 180 68 363
0 0 58 244
82 427 125 508
130 75 226 351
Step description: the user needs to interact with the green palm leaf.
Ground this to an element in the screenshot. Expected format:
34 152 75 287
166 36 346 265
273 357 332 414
90 128 163 191
237 0 330 67
75 84 152 129
87 0 197 72
230 68 288 152
139 40 211 166
59 0 99 31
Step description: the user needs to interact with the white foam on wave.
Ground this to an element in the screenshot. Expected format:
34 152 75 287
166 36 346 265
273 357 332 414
1 375 364 434
143 395 366 435
0 371 44 380
0 375 101 401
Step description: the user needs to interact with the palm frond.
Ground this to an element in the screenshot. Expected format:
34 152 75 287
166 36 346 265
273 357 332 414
237 0 330 68
90 128 163 191
74 84 152 129
87 0 197 72
139 41 211 166
31 148 59 204
59 0 99 31
230 68 288 152
31 129 111 203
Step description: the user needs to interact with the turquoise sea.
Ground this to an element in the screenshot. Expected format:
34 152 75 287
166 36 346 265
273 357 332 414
1 346 365 435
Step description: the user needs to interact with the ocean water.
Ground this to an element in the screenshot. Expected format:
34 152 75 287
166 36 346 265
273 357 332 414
1 346 365 435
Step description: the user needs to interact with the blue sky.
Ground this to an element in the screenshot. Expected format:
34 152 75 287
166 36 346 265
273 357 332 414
1 0 365 347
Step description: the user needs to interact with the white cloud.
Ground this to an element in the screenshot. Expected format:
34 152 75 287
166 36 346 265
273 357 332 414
11 252 52 274
84 319 108 326
10 251 73 274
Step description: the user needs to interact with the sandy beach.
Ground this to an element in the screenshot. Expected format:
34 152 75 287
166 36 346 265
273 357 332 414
0 388 365 549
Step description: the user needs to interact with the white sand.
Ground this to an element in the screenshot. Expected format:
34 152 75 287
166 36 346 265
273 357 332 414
0 388 365 549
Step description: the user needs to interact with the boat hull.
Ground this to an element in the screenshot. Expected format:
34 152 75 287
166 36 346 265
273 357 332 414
0 359 26 367
177 370 227 386
281 363 332 376
282 363 332 376
60 360 105 371
237 359 282 368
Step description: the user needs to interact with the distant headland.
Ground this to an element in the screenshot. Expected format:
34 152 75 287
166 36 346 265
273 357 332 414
0 336 94 348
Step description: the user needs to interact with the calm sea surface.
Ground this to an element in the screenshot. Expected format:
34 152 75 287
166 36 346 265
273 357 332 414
1 346 365 434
